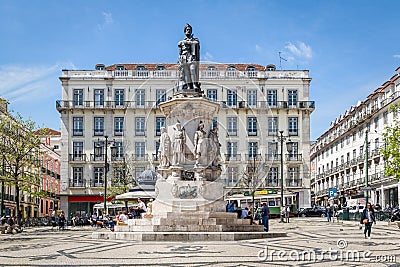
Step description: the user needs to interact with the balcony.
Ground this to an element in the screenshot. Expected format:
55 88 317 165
111 155 125 162
286 179 302 187
357 156 364 163
245 154 262 161
69 180 84 187
69 154 87 162
56 100 159 112
90 180 105 187
265 153 281 162
132 154 149 162
90 154 105 162
285 154 302 162
224 154 242 162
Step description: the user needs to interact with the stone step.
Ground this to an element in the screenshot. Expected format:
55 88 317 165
92 231 287 241
153 225 223 232
221 224 264 232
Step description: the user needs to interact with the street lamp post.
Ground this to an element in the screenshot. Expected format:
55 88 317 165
95 135 117 216
276 131 293 212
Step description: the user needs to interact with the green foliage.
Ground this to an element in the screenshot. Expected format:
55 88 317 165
0 110 44 218
108 154 136 197
381 104 400 180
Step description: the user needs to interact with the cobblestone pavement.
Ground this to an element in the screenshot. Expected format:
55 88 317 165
0 218 399 267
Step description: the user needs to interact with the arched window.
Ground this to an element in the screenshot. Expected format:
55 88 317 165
226 66 236 77
116 65 125 70
136 66 146 71
246 66 256 77
266 64 276 71
206 66 217 77
156 65 165 71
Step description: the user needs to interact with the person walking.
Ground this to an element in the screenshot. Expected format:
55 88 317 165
261 203 270 232
326 204 332 222
285 205 290 223
360 202 376 239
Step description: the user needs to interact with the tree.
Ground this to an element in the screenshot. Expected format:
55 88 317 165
381 104 400 180
0 112 44 222
108 150 136 197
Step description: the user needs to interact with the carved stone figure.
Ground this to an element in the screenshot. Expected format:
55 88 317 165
172 123 185 165
158 127 171 168
193 121 208 166
208 127 221 167
178 23 201 91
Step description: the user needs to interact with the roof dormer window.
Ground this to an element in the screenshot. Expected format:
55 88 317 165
116 65 125 70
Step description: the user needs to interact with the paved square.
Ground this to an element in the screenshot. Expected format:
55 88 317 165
0 218 399 266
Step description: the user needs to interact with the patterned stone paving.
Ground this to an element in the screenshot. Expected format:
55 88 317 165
0 218 399 266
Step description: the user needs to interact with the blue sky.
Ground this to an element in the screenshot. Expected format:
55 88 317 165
0 0 399 140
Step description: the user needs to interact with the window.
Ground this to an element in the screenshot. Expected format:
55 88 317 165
247 90 257 107
94 89 104 106
115 89 125 106
288 90 298 106
347 152 350 162
226 66 236 77
227 90 237 107
207 89 217 102
135 142 146 160
73 89 83 106
288 142 299 161
288 117 298 136
267 90 277 107
359 146 364 157
287 167 300 186
156 65 165 71
135 117 145 136
155 141 160 161
93 141 104 161
156 89 166 105
267 142 278 160
206 66 217 77
72 142 84 160
136 89 145 106
114 117 124 136
227 142 238 160
247 117 257 136
93 167 104 186
267 167 279 186
211 117 218 130
114 141 124 159
383 111 388 124
374 116 379 129
227 117 237 136
353 149 356 159
268 117 278 136
72 167 83 186
248 142 258 158
155 117 165 136
374 138 379 149
352 132 356 142
73 117 83 136
227 166 238 186
116 65 125 70
94 117 104 136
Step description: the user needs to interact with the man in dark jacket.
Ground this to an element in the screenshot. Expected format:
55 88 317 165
261 203 270 232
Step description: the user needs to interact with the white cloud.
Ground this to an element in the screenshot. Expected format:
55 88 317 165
0 62 75 103
255 44 262 52
97 12 113 30
393 54 400 58
285 41 313 59
202 52 214 61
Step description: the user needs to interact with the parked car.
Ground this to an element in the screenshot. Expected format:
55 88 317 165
297 207 326 217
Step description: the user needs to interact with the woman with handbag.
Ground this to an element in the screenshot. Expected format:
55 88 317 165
360 202 376 239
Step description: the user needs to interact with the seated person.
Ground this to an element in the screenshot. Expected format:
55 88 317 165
117 212 128 225
133 198 147 218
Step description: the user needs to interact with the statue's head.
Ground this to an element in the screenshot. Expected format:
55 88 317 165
184 23 192 36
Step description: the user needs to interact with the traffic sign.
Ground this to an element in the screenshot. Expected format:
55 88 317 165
360 187 376 191
328 188 338 198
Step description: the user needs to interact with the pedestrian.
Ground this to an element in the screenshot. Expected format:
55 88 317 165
326 204 332 222
261 203 270 232
285 205 290 223
360 202 376 239
280 206 285 223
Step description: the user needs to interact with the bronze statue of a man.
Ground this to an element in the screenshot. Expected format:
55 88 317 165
178 24 200 91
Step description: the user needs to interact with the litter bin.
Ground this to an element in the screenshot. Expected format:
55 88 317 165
343 208 350 220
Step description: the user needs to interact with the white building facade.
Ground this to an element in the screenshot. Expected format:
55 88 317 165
311 67 400 208
57 63 314 216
